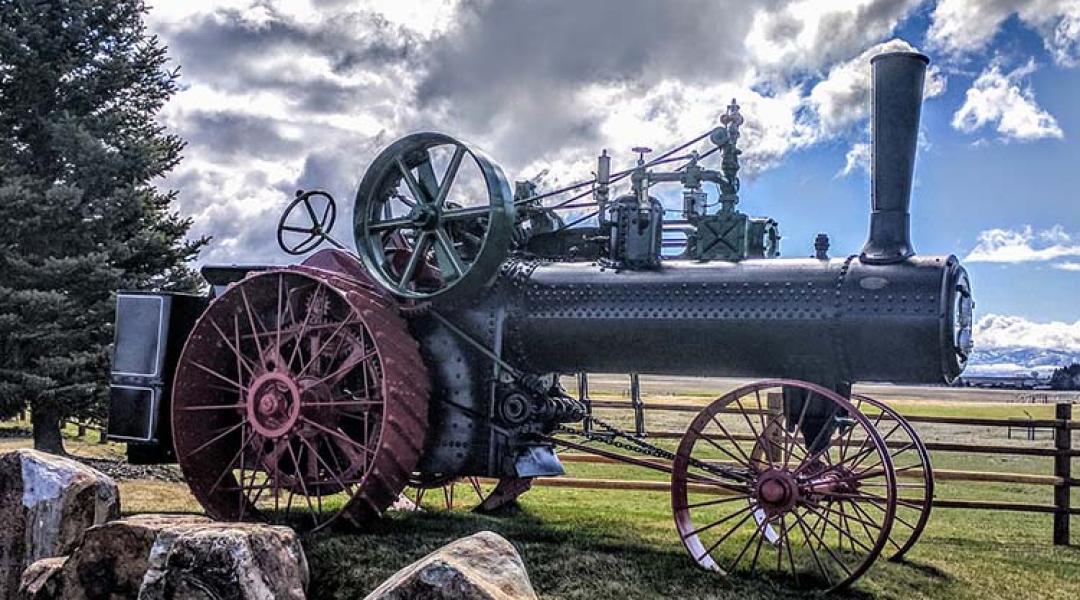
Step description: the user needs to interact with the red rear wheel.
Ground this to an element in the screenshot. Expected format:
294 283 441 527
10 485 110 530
851 393 933 561
171 267 428 531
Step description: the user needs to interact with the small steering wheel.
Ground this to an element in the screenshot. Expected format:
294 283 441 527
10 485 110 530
277 190 343 255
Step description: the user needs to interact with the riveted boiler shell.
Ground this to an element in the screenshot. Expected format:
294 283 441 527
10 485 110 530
498 255 968 384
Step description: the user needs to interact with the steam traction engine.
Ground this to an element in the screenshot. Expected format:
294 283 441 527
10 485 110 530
107 53 973 591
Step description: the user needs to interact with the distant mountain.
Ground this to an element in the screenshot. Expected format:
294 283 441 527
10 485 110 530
965 346 1080 377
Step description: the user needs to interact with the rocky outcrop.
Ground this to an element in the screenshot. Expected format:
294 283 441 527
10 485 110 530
364 531 537 600
0 449 120 598
29 514 308 599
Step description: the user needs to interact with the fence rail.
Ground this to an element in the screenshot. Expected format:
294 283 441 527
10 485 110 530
560 393 1076 546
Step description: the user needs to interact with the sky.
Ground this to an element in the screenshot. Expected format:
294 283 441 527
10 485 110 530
144 0 1080 355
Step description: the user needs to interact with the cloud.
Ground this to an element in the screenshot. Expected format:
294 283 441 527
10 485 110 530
808 38 946 135
965 225 1080 262
839 142 871 177
951 60 1064 141
974 313 1080 350
145 1 934 264
928 0 1080 67
1054 261 1080 270
746 0 924 72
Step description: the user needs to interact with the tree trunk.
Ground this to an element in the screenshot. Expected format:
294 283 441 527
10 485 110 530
31 402 66 455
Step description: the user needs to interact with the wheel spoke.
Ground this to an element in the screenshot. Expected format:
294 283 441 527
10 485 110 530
180 403 245 412
434 145 466 208
238 285 269 371
417 155 440 200
784 391 813 469
295 311 357 379
320 199 333 227
440 205 491 221
396 156 431 205
190 360 247 393
188 420 246 456
434 228 466 278
369 216 415 232
282 225 315 234
399 231 432 288
681 502 755 540
300 416 376 457
695 508 757 563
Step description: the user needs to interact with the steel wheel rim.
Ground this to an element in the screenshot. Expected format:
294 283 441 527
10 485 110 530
172 269 428 531
353 132 514 303
851 393 934 561
671 380 897 592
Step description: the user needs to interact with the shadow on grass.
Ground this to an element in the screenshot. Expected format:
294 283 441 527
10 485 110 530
303 506 907 600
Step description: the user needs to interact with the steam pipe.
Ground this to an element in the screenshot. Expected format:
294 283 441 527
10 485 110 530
860 51 929 264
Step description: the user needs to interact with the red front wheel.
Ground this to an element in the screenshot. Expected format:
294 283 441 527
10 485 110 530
671 380 897 592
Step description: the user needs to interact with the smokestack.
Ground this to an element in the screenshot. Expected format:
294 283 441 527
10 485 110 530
860 51 929 264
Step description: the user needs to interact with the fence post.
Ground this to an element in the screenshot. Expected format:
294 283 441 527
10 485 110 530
630 373 645 437
1054 402 1072 546
766 393 784 463
578 373 592 435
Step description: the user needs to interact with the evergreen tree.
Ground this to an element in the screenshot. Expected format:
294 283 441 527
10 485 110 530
0 0 206 453
1049 363 1080 391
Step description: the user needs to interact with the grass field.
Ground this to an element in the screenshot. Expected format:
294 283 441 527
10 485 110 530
3 382 1078 599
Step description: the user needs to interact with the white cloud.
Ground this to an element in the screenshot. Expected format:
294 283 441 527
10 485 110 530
928 0 1080 67
145 1 937 263
839 142 871 177
746 0 923 72
974 313 1080 350
809 38 946 135
1054 261 1080 270
951 60 1064 141
965 225 1080 262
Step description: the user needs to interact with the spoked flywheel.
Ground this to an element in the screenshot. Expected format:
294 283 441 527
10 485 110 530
353 132 515 304
671 380 897 592
171 267 429 531
851 393 933 561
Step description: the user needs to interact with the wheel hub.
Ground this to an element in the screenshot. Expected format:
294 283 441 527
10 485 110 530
754 468 799 514
410 205 440 230
247 372 302 438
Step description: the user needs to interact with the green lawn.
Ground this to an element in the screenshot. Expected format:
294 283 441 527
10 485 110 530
305 483 1079 600
306 387 1079 600
3 390 1078 599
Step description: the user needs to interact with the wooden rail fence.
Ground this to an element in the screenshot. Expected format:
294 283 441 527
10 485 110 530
555 397 1077 546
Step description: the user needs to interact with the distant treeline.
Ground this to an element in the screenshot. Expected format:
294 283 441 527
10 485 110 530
1050 363 1080 390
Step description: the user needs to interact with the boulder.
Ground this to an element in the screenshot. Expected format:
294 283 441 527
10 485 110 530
364 531 537 600
0 449 120 598
17 556 66 599
55 514 309 599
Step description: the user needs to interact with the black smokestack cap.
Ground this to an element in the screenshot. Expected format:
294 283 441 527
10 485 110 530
860 51 929 264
